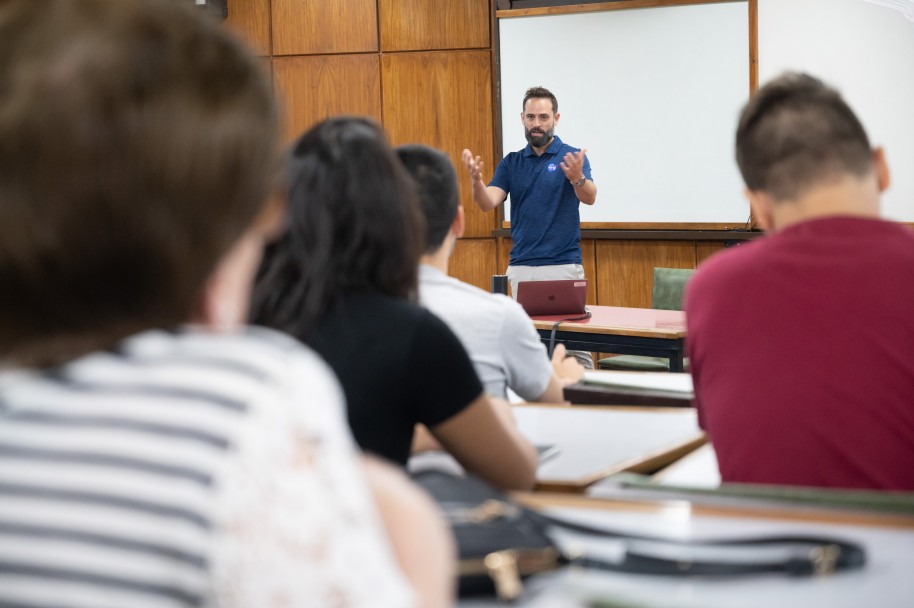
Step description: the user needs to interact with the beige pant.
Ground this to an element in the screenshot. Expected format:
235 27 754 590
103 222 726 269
507 263 594 369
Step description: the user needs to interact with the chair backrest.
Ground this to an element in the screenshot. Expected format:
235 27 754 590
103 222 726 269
651 267 695 311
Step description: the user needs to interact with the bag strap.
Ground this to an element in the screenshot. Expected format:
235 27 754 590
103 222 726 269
548 310 592 357
529 510 866 576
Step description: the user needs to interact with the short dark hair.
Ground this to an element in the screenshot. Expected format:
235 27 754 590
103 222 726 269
252 117 425 338
0 0 279 365
736 72 873 201
523 86 558 114
395 145 460 253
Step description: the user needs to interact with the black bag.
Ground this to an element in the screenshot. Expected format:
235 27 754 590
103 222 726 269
413 469 565 599
412 469 867 601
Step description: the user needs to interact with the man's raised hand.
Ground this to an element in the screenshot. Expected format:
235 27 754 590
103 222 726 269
560 148 587 183
462 148 485 184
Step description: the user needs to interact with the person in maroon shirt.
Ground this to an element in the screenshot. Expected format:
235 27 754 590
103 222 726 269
685 72 914 490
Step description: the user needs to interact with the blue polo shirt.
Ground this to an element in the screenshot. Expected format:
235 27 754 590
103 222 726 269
490 136 592 266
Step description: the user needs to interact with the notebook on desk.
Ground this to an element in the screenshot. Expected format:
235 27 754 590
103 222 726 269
581 370 694 395
516 279 588 316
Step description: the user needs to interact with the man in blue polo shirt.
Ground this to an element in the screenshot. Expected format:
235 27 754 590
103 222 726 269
462 86 597 366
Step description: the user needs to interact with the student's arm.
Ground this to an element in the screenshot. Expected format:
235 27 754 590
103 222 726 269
462 148 507 212
429 394 538 491
535 343 584 403
413 312 536 489
363 456 455 608
500 301 583 404
411 423 441 453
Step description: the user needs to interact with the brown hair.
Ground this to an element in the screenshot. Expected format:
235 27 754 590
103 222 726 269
0 0 279 365
522 86 558 114
735 72 873 202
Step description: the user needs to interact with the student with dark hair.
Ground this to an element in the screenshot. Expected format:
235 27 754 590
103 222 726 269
396 143 583 402
0 1 452 606
252 116 538 491
685 72 914 490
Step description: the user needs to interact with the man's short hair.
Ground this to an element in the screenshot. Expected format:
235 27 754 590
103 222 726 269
0 0 279 364
395 145 460 253
523 86 558 114
736 72 873 202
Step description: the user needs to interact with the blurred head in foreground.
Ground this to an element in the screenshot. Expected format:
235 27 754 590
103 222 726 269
0 0 280 366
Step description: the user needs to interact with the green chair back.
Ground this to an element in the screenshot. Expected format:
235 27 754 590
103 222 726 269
651 267 695 311
596 267 695 373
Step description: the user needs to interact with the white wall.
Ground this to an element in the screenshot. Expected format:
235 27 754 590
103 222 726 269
758 0 914 222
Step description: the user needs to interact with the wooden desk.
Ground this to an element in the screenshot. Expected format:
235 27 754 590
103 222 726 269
513 404 705 492
650 443 721 487
531 305 687 372
461 493 914 608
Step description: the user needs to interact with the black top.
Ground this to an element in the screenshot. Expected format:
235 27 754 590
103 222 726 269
305 291 484 465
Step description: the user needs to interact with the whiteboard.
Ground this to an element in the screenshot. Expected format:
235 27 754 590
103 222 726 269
498 2 751 225
758 0 914 223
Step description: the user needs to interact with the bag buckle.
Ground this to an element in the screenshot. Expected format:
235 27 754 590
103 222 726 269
485 550 524 600
446 499 520 524
810 544 841 575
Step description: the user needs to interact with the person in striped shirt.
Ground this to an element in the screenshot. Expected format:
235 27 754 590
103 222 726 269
0 1 453 607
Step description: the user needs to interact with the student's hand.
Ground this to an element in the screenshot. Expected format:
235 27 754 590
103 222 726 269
551 343 585 385
461 148 485 184
560 148 587 184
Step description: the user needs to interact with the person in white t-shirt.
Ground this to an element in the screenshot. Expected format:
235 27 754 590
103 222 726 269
396 144 583 403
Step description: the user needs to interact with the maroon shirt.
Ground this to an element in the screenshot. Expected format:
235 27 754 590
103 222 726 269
686 216 914 490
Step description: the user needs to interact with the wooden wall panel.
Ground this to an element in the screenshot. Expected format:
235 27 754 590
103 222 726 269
225 0 271 56
257 58 273 80
696 242 728 267
273 56 381 143
271 0 378 55
380 0 490 51
496 237 511 275
581 239 597 305
381 51 496 239
450 238 497 292
594 241 696 308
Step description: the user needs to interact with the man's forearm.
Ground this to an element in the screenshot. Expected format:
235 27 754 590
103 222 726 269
472 180 501 212
573 179 597 205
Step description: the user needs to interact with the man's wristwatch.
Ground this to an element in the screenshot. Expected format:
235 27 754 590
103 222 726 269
574 176 586 187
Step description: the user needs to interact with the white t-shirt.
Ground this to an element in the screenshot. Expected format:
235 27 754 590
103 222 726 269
0 327 414 608
419 264 552 401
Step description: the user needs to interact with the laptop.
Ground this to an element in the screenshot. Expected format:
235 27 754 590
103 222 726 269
515 279 588 316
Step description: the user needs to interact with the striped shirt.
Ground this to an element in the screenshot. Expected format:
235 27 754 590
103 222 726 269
0 327 414 608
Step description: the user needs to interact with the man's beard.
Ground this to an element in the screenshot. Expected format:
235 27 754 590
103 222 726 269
525 126 553 148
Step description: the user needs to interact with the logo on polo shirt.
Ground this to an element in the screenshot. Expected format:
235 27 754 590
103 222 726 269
547 163 557 172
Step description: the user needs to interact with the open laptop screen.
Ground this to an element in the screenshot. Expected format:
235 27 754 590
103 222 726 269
516 279 588 316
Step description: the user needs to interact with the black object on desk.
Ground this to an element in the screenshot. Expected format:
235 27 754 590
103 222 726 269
492 274 509 295
564 381 693 408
